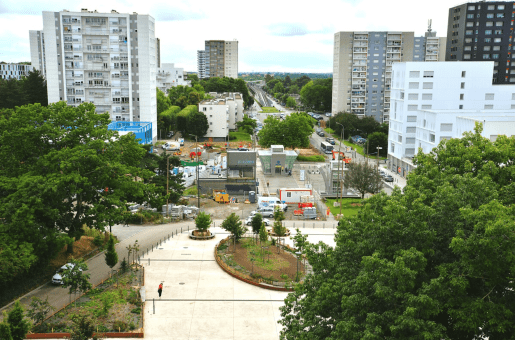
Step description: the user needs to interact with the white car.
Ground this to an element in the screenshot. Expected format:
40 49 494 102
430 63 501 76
52 263 77 285
245 217 271 226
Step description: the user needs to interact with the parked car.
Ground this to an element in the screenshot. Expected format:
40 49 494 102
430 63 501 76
384 175 394 182
167 131 174 138
245 217 271 226
317 131 325 137
52 263 80 285
237 147 249 151
379 170 386 178
325 112 331 117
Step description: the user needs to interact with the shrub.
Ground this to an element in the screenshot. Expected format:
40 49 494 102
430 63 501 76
130 308 141 314
112 320 127 332
97 325 109 333
93 235 104 247
128 322 137 331
297 155 325 162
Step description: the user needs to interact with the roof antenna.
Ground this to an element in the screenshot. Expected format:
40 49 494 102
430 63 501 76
427 19 432 32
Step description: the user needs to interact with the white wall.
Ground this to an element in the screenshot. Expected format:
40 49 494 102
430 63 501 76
200 103 229 138
42 12 60 103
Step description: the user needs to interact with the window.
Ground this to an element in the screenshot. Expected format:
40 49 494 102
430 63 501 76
484 104 494 109
498 4 505 10
493 54 500 59
459 105 463 109
488 5 495 10
485 38 492 43
462 71 466 77
485 30 493 35
464 46 472 51
485 93 494 100
406 126 416 133
493 46 501 51
287 192 292 198
466 30 473 35
497 13 505 18
484 46 491 51
464 54 471 59
487 13 494 18
421 105 432 109
483 54 491 59
467 14 474 19
494 37 502 43
407 115 417 122
495 30 503 35
423 71 434 78
408 105 418 111
430 134 435 143
398 135 402 142
391 143 395 153
406 148 415 155
408 93 418 100
512 93 515 100
486 21 494 26
409 82 419 89
406 137 415 144
421 94 432 100
441 123 453 131
496 21 504 26
423 82 433 89
465 38 473 43
409 71 420 78
468 5 475 10
460 93 465 100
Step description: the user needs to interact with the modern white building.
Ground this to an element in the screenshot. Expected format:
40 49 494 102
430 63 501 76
332 27 446 122
29 30 46 78
0 63 34 80
31 9 158 141
156 63 190 93
198 92 244 141
197 40 238 79
388 61 515 176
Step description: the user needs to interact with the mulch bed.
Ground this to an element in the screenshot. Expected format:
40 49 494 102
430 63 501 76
221 238 305 281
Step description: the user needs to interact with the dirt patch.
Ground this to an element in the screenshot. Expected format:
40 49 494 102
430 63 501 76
50 236 98 268
350 203 362 207
296 145 321 157
219 238 305 282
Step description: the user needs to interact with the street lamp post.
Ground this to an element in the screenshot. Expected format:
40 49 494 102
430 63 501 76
295 251 302 282
196 136 200 209
376 146 383 169
336 122 344 217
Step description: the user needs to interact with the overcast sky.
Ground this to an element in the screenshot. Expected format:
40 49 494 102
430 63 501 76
0 0 470 73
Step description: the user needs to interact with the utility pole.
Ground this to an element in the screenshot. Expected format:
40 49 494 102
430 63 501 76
166 155 169 217
196 136 200 209
336 122 344 217
376 146 382 169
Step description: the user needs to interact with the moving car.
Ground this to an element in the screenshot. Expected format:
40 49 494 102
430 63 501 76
52 263 79 285
384 175 394 182
317 131 325 137
325 137 335 145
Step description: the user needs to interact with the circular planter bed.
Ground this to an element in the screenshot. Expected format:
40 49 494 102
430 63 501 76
189 229 216 240
215 237 306 291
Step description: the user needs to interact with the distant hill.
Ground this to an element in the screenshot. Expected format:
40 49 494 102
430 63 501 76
239 72 332 81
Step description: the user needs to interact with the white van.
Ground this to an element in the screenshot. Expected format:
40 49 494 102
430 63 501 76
257 196 287 211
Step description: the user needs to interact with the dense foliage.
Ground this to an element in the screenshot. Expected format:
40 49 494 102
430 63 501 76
200 77 254 109
343 162 383 199
0 70 47 110
280 124 515 339
257 112 314 148
329 112 388 139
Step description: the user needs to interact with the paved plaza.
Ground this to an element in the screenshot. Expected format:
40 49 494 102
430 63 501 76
141 226 336 340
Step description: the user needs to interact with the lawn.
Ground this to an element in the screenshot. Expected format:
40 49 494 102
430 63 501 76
229 131 252 142
183 186 198 196
259 106 280 113
325 198 364 218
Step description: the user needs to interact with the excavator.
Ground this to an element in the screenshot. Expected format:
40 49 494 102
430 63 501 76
332 150 352 163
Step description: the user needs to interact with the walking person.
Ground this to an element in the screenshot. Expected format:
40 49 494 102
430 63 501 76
158 283 163 298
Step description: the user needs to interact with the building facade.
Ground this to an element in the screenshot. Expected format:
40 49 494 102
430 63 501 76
0 63 34 80
198 92 244 140
388 61 515 177
197 40 238 79
156 63 190 93
32 9 158 141
29 30 46 78
332 30 446 122
446 1 514 84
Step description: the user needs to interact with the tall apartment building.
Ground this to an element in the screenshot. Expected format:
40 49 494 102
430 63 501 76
197 40 238 79
29 30 46 78
31 9 158 141
156 63 191 93
332 29 446 122
388 61 515 176
446 1 514 84
198 92 244 141
0 63 34 80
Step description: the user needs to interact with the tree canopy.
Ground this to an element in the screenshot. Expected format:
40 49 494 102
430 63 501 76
329 112 382 139
200 77 254 109
280 124 515 339
299 79 332 112
0 70 47 111
363 131 388 156
0 102 165 289
257 112 314 148
343 161 383 199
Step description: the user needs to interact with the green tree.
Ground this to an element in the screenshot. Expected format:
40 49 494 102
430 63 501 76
187 111 209 140
156 88 171 115
221 213 247 250
104 236 118 270
259 223 268 243
195 212 212 232
299 79 332 112
257 113 313 148
0 234 37 286
27 296 55 330
6 300 30 340
251 213 263 236
343 161 383 199
141 152 184 206
273 82 285 94
69 315 96 340
292 229 308 253
284 75 292 87
21 70 47 106
363 131 388 156
286 97 296 108
0 79 25 109
288 84 299 94
0 102 161 265
280 123 515 339
0 313 12 340
62 258 92 305
236 114 257 134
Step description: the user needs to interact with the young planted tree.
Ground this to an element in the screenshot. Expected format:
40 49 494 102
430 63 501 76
27 296 55 331
259 223 268 243
6 300 30 340
195 212 212 236
251 213 263 243
104 236 118 271
69 315 96 340
343 161 383 199
62 258 92 306
221 213 247 252
0 313 12 340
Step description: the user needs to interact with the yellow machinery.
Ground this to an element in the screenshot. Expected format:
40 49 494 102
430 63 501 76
213 189 229 203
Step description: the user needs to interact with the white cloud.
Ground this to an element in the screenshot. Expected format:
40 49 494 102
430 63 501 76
0 0 468 71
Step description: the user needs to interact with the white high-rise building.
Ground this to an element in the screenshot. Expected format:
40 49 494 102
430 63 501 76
332 28 446 123
29 30 46 78
388 61 515 176
31 9 158 141
197 40 238 79
198 92 244 141
0 63 34 80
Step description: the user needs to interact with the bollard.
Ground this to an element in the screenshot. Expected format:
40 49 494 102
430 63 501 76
153 298 155 314
148 258 150 266
303 222 305 228
293 222 295 228
323 223 325 229
313 222 315 228
188 226 190 231
152 245 153 252
181 227 182 233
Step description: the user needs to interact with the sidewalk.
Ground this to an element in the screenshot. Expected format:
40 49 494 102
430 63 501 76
379 164 407 190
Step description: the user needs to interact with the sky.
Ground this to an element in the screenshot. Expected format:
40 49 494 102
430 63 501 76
0 0 472 73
